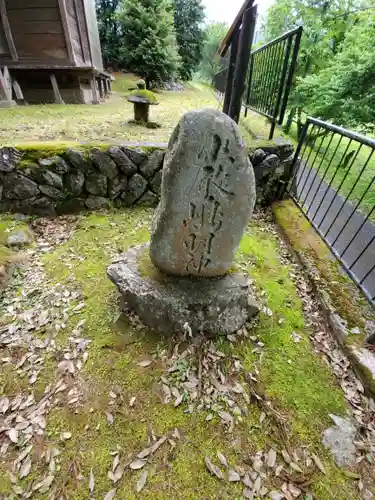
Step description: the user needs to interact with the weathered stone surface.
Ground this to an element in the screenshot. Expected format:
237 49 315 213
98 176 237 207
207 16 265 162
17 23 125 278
30 197 56 217
39 185 62 199
253 154 280 182
56 198 86 214
0 147 22 173
85 172 108 196
262 141 294 160
249 149 267 166
65 149 92 173
108 146 137 176
7 229 33 247
149 170 162 195
322 414 357 467
107 245 259 336
64 169 85 196
140 150 165 178
150 109 256 277
137 191 159 207
3 173 39 199
121 173 147 206
39 156 69 175
122 147 147 166
108 176 128 199
85 196 110 210
31 168 63 189
89 148 118 180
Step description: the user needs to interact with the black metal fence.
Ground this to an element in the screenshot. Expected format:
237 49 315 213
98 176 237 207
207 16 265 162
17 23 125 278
288 117 375 305
243 26 302 139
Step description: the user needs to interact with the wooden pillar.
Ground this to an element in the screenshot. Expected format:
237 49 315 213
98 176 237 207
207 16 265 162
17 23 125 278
50 74 64 104
108 79 112 93
0 67 12 101
90 76 100 104
12 79 26 105
223 28 239 116
228 5 257 123
103 78 109 97
98 79 105 100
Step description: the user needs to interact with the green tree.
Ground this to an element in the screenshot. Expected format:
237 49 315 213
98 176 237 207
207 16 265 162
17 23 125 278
118 0 180 87
298 11 375 129
95 0 122 69
173 0 205 80
198 22 228 82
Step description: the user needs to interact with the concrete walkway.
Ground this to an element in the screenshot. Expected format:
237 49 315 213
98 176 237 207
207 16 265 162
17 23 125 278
292 163 375 302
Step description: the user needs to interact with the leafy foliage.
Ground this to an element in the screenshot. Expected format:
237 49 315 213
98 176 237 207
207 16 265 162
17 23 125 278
117 0 180 86
173 0 205 80
297 12 375 128
263 0 375 133
95 0 123 69
198 22 228 82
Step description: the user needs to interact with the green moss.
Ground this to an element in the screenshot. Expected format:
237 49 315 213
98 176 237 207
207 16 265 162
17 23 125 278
127 89 159 104
272 200 375 337
0 208 357 498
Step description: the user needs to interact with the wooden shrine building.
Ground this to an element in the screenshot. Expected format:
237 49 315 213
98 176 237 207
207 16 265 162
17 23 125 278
0 0 112 106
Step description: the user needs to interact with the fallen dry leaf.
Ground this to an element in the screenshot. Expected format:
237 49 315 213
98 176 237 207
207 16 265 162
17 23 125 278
217 451 228 468
136 469 148 493
205 456 223 480
312 453 326 474
60 432 72 441
7 428 19 444
19 456 32 479
104 489 117 500
129 458 147 470
227 469 241 482
137 360 153 367
89 468 95 493
267 449 277 468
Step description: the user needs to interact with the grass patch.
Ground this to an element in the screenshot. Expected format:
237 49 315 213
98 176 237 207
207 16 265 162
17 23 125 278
0 75 220 147
17 208 358 498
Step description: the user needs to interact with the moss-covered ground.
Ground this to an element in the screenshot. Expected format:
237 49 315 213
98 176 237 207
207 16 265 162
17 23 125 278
1 208 369 498
273 200 375 345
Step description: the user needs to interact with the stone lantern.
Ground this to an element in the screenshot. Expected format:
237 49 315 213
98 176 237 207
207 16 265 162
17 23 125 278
127 80 159 123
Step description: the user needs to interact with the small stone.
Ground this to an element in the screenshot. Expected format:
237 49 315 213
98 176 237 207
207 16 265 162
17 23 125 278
56 198 86 214
249 149 266 166
108 146 137 177
64 169 85 196
0 147 22 172
140 150 165 178
108 176 128 199
31 168 63 189
65 149 92 173
322 414 357 467
137 191 158 207
85 172 108 196
150 170 162 195
3 173 38 199
39 156 70 174
89 148 118 180
150 109 256 277
85 196 109 210
254 155 280 181
121 173 147 206
122 147 147 166
7 230 33 247
39 185 62 199
30 197 56 217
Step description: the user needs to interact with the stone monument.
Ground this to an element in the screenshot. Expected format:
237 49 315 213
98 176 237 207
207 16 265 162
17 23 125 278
107 109 259 335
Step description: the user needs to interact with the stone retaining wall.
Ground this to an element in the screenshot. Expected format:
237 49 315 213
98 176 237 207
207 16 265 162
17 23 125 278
0 140 294 216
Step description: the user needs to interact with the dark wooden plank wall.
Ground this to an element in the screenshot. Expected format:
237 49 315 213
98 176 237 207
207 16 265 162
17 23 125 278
83 0 103 70
5 0 69 63
0 22 8 55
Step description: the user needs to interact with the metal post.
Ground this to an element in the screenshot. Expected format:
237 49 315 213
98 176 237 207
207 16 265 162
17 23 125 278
223 28 239 115
228 5 257 123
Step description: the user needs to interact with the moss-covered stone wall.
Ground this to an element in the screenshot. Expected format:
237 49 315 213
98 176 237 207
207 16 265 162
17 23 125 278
0 140 294 216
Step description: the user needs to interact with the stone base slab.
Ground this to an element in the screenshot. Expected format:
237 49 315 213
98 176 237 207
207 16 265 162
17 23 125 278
107 245 260 336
